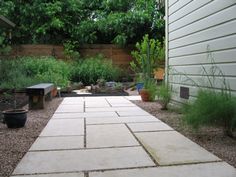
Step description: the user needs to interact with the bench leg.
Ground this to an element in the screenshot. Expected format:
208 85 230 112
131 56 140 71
29 95 45 110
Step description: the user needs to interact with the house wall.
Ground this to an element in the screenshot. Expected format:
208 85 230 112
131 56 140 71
166 0 236 103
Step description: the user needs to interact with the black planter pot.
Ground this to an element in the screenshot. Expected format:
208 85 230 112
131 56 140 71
2 109 28 128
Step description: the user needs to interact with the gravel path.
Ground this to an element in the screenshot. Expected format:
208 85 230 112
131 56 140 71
0 98 62 177
132 100 236 168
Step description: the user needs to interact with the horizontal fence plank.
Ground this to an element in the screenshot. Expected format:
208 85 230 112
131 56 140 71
169 0 236 32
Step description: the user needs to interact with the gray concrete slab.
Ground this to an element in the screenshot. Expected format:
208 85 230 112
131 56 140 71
117 110 151 117
52 112 118 119
125 96 141 101
127 122 173 132
40 119 84 137
86 116 160 125
85 107 144 112
30 136 84 151
90 162 236 177
12 173 84 177
110 103 136 107
55 105 84 113
87 124 139 148
135 131 220 165
13 147 155 175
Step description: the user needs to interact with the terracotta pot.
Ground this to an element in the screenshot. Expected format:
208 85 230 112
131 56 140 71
52 87 57 97
140 89 150 102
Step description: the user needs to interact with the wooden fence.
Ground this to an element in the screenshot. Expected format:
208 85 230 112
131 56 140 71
8 44 134 69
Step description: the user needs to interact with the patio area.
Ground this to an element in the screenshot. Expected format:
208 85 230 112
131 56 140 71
11 96 236 177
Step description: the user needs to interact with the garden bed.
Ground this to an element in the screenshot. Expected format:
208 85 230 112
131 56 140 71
132 100 236 168
0 98 62 177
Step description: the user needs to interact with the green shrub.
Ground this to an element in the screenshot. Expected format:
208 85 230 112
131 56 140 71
157 83 171 110
0 59 38 89
72 55 121 85
21 56 71 88
0 57 72 89
183 90 236 136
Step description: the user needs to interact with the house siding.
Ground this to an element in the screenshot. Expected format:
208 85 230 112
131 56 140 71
166 0 236 103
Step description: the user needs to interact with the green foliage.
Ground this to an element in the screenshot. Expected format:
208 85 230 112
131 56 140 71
0 59 38 89
157 83 171 109
144 78 158 101
183 90 236 134
22 57 71 87
0 57 71 89
0 32 12 55
130 34 164 75
63 41 80 60
0 0 164 46
72 55 121 85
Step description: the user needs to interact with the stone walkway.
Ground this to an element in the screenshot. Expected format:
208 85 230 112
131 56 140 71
11 96 236 177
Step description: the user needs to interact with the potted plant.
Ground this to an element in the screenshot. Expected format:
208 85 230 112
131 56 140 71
130 34 162 96
140 78 158 102
1 65 28 128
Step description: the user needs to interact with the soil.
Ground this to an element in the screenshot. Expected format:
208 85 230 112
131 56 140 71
132 100 236 168
0 98 62 177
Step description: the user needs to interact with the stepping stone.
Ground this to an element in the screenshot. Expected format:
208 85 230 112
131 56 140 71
135 131 220 165
110 103 136 107
87 124 139 148
90 162 236 177
55 105 84 113
12 173 84 177
12 147 155 175
127 122 173 132
117 110 151 117
40 119 84 137
52 112 118 119
30 136 84 151
125 96 141 101
85 107 144 112
86 116 159 125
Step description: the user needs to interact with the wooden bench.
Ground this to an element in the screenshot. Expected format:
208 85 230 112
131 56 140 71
26 83 54 110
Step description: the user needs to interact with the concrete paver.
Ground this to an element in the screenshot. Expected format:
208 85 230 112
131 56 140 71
127 122 173 132
55 105 84 113
40 119 84 137
86 116 159 125
11 96 236 177
135 131 220 165
13 147 155 175
117 110 151 117
90 162 236 177
52 112 118 119
12 173 84 177
87 124 139 148
30 136 84 151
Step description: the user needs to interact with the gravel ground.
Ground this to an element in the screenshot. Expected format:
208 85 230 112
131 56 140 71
0 98 62 177
132 100 236 168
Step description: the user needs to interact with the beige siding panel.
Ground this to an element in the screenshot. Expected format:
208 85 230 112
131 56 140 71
169 0 179 7
169 0 192 15
169 5 236 40
169 49 236 66
169 0 236 32
168 75 236 91
169 20 236 49
169 0 211 24
169 34 236 57
170 63 236 77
